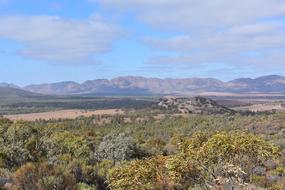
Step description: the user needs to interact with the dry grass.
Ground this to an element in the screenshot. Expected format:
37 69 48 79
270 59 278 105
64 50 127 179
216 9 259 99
4 109 123 121
233 102 285 112
199 92 285 97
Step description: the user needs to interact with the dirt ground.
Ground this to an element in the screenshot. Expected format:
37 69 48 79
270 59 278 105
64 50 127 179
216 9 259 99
4 109 123 121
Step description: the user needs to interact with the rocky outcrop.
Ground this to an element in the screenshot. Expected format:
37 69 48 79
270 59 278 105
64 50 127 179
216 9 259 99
158 96 236 114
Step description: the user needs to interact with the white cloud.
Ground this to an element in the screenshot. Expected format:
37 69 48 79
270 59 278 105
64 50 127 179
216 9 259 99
229 23 284 35
0 15 124 62
97 0 285 30
97 0 285 68
142 22 285 68
145 22 285 53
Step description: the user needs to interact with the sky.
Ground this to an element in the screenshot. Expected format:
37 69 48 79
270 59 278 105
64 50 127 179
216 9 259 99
1 0 285 86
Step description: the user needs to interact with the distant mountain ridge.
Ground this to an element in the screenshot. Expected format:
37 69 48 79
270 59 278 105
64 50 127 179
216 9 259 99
3 75 285 96
0 87 42 99
0 83 20 89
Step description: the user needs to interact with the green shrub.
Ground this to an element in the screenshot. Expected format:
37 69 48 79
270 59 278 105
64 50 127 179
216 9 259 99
250 175 267 188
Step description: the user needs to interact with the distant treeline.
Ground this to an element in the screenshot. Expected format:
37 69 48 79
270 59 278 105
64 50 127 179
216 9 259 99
0 97 157 115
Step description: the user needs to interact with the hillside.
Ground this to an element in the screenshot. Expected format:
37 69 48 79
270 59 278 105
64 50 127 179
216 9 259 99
226 75 285 93
158 96 236 114
22 75 285 95
0 83 19 89
0 87 42 99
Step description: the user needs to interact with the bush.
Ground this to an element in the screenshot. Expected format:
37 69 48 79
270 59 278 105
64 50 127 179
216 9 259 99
96 133 143 164
250 175 267 188
108 156 170 190
43 131 90 164
196 132 279 170
12 162 77 190
108 132 279 189
0 121 44 167
76 183 97 190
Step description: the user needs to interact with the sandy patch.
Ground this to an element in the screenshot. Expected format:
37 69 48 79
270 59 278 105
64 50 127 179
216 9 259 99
4 109 123 121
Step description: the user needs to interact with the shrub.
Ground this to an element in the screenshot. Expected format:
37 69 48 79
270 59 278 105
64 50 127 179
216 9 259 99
250 175 267 188
12 162 76 190
0 121 44 167
96 133 143 164
196 132 279 169
108 156 170 190
76 183 97 190
43 131 90 164
108 132 279 189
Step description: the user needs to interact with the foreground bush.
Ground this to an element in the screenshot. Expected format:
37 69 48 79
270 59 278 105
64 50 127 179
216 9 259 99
43 131 90 164
108 132 279 190
96 133 144 164
108 156 171 190
0 121 45 167
12 162 76 190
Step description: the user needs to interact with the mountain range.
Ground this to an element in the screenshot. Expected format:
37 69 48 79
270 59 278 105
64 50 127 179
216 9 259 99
0 87 42 99
0 83 20 89
2 75 285 96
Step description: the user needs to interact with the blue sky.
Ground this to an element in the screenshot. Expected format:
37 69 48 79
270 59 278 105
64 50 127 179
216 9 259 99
1 0 285 86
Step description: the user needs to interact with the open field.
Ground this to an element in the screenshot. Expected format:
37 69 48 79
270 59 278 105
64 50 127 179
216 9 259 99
4 109 123 121
0 96 157 115
2 94 285 116
232 102 285 112
207 95 285 112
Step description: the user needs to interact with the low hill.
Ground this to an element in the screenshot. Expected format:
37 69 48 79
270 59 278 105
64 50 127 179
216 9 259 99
0 83 20 89
158 96 236 114
0 87 43 99
226 75 285 93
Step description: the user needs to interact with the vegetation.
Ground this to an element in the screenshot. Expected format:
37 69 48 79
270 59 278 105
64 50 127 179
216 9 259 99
0 107 285 189
0 96 156 115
